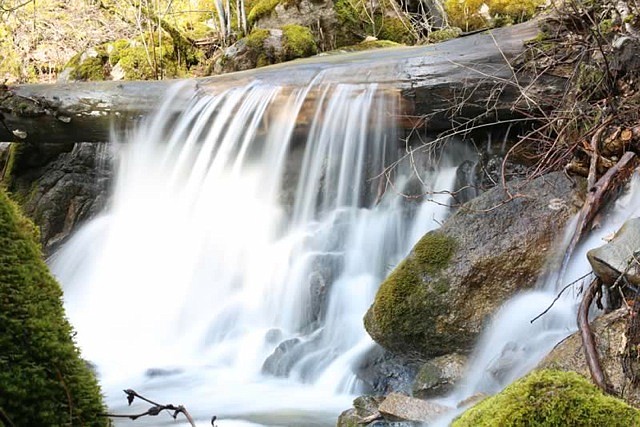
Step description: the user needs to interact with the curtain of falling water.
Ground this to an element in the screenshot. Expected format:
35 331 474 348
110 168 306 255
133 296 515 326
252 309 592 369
51 80 474 425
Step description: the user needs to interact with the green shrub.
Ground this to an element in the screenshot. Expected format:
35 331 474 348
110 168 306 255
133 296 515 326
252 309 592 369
453 370 640 427
0 189 107 426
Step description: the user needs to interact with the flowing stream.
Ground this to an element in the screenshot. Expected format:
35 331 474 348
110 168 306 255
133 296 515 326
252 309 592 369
49 63 640 425
51 78 474 426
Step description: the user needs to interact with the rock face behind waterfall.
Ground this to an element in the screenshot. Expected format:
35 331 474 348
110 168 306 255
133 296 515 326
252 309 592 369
364 172 584 359
8 143 111 255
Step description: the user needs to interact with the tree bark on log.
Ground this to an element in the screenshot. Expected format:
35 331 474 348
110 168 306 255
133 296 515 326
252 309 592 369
0 20 567 144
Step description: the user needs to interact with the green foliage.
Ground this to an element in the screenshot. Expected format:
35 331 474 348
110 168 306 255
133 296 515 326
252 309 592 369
67 49 109 81
444 0 544 31
376 16 415 44
333 39 400 52
364 231 457 356
282 24 317 59
334 0 415 47
453 370 640 426
0 189 107 426
428 27 462 43
247 0 280 23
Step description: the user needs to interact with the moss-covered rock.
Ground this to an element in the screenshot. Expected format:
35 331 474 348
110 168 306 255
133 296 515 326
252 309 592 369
364 172 584 358
60 32 197 81
282 24 318 58
215 25 317 73
444 0 544 32
0 189 107 426
452 369 640 426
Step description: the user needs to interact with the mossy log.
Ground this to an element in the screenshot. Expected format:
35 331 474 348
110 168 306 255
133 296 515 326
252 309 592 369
0 19 566 144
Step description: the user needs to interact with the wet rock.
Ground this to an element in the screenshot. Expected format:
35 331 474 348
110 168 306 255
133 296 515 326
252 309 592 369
364 171 584 359
537 308 640 407
337 395 384 427
412 353 467 398
9 142 112 255
356 345 421 394
587 218 640 286
261 337 303 377
378 392 449 422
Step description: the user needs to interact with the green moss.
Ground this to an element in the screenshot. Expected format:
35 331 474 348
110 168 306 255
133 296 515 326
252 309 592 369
364 231 458 356
1 143 19 187
247 0 281 23
444 0 544 31
334 0 415 47
282 25 318 59
67 48 109 82
453 370 640 427
428 27 462 43
332 39 401 52
242 28 274 68
376 16 416 44
0 189 107 426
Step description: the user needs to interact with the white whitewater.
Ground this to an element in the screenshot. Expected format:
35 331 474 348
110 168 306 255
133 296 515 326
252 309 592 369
51 80 473 426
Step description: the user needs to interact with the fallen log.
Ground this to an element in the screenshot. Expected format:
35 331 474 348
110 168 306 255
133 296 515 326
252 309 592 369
0 19 566 144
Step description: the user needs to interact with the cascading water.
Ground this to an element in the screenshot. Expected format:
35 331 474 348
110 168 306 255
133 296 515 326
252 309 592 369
431 173 640 425
51 78 474 425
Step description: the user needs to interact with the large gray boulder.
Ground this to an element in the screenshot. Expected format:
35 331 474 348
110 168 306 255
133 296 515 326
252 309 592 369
364 172 584 359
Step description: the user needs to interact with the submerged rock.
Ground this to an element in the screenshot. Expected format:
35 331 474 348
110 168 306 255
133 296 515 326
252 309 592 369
356 345 421 395
364 171 584 359
452 369 640 426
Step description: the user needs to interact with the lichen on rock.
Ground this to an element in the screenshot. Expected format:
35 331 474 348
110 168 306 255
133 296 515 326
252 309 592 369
452 369 640 426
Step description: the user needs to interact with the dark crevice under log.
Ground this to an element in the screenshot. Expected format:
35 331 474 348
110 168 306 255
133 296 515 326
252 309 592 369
0 19 566 144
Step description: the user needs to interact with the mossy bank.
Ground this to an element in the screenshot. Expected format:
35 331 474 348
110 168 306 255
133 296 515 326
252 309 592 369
0 189 107 426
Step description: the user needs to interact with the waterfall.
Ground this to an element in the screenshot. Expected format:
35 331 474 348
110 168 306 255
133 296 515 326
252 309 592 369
51 79 474 425
431 173 640 425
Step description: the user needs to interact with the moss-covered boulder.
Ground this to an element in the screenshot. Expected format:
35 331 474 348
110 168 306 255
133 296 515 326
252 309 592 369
444 0 545 32
248 0 414 50
59 33 198 82
452 369 640 426
214 25 317 73
538 308 640 407
364 172 583 358
0 189 106 426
